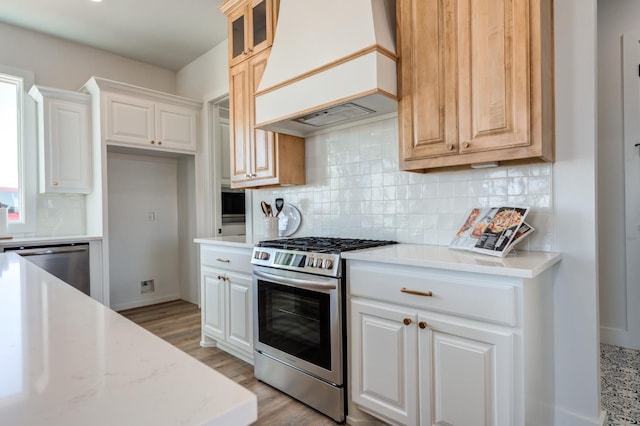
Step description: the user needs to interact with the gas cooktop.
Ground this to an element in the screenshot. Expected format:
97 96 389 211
256 237 397 254
253 237 397 277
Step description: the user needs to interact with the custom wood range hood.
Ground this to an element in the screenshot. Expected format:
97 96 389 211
254 0 398 137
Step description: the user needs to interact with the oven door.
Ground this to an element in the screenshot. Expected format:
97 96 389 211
253 265 342 385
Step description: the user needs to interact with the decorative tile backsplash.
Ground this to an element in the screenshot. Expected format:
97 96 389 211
11 194 86 238
254 117 554 251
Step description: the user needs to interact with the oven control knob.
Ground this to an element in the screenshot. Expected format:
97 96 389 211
323 259 333 269
259 251 270 260
314 258 321 268
305 257 313 267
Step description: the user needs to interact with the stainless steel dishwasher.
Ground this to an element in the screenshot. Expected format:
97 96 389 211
3 243 90 295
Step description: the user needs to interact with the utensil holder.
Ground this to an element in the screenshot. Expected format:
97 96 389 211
264 217 279 239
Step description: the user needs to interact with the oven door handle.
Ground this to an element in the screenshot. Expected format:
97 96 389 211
254 270 337 290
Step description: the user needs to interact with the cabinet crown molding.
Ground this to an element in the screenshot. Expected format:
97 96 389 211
28 85 91 104
81 76 202 110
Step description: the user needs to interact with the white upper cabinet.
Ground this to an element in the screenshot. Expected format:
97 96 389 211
105 93 198 153
83 77 201 155
29 85 92 194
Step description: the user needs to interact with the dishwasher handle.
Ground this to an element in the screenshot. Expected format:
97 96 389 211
11 245 89 257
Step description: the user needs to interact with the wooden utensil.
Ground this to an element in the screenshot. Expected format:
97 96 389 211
275 198 284 217
261 201 270 217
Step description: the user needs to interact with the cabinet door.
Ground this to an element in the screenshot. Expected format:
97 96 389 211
457 0 530 155
398 0 459 163
105 93 155 147
227 0 275 68
42 98 92 193
351 299 418 426
249 0 274 58
154 103 197 152
229 59 252 186
226 271 253 355
202 267 226 342
248 49 276 183
229 49 276 188
419 315 514 426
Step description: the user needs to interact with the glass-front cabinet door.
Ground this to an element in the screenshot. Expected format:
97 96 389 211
225 0 275 68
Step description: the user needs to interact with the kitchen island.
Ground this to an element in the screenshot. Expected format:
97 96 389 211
0 252 257 426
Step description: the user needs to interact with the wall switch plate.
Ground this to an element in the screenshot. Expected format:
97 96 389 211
141 279 155 293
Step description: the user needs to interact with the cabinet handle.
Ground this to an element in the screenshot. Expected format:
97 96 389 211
446 144 454 151
158 141 162 145
462 142 470 149
150 140 156 145
419 321 427 329
52 181 59 186
401 288 433 297
403 318 412 326
217 275 225 280
216 258 231 263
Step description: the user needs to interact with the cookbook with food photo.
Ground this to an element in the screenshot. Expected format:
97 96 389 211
450 206 534 257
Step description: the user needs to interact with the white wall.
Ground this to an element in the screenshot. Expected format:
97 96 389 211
553 1 602 425
177 41 230 240
597 0 640 348
107 152 180 311
0 22 176 92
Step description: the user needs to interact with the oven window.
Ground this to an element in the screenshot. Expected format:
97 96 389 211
257 280 331 370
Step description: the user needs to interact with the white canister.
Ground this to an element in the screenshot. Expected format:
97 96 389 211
0 208 9 238
263 217 279 239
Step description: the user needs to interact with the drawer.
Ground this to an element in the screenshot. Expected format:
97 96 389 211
200 245 252 275
348 262 516 326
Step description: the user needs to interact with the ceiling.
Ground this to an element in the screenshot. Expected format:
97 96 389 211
0 0 229 71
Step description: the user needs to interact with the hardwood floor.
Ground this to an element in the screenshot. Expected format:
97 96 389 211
119 300 339 426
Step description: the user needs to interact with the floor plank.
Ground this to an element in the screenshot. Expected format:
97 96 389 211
119 300 340 426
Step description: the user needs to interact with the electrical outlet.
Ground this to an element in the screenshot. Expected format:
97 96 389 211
141 279 155 294
147 211 156 221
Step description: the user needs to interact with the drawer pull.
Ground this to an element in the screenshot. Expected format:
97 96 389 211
419 321 427 329
403 318 412 326
401 288 433 297
216 258 231 263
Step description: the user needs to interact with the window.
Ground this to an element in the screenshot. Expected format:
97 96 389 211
0 74 23 222
0 64 35 233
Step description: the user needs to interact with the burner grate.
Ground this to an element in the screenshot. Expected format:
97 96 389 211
257 237 397 253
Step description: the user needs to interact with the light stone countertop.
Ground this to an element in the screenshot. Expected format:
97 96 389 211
342 244 562 278
0 252 257 426
0 235 103 247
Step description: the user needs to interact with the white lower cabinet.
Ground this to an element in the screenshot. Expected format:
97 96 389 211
199 243 253 364
351 299 418 425
352 299 512 426
348 257 554 426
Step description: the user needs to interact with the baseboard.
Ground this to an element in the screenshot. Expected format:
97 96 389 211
600 325 630 347
555 406 607 426
112 294 180 312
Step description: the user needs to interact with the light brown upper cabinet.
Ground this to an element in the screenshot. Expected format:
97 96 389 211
397 0 554 171
221 0 305 189
222 0 277 68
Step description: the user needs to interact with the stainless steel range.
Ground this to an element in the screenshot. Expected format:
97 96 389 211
251 237 396 422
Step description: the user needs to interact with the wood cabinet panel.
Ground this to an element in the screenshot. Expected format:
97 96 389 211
230 61 251 184
398 0 554 171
